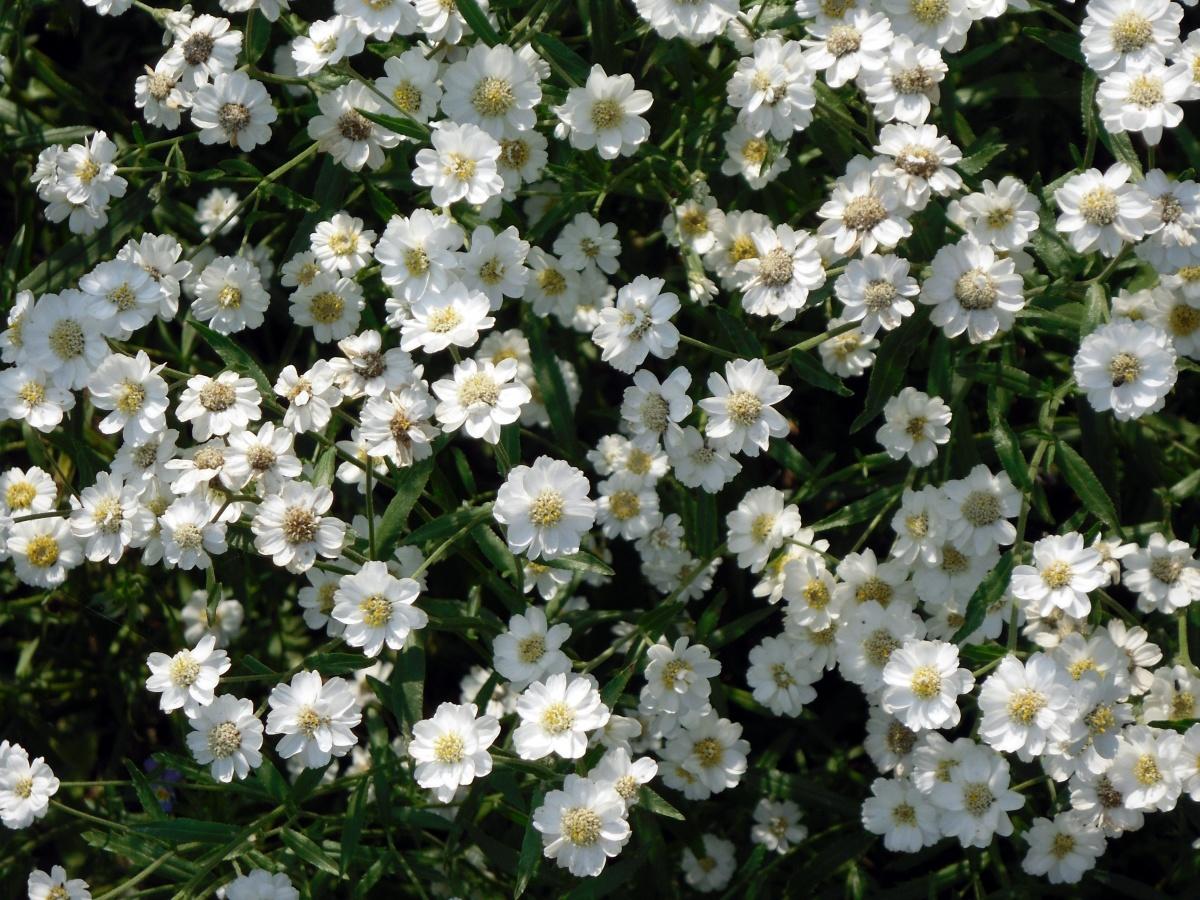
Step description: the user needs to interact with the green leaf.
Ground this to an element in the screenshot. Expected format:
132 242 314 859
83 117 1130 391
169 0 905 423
523 308 581 459
951 552 1014 644
849 309 932 433
958 141 1007 177
1082 282 1106 337
1104 129 1144 178
375 455 437 559
390 640 425 731
714 307 764 358
988 395 1031 492
514 790 546 898
132 818 240 844
456 0 500 45
186 318 273 395
810 486 902 533
531 33 590 85
1056 441 1123 535
281 827 341 877
305 652 377 675
243 10 270 66
123 759 167 819
356 106 429 142
639 786 685 820
1024 27 1083 64
538 550 614 577
789 349 852 396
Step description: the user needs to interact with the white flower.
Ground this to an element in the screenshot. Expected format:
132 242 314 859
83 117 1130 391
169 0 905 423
555 213 621 275
8 517 82 588
196 187 239 236
803 10 892 88
590 275 680 374
1141 664 1200 723
0 367 74 432
1080 0 1182 75
1022 812 1107 885
433 357 530 444
376 47 442 124
0 746 58 829
700 358 791 457
22 290 107 390
1108 724 1184 811
861 777 940 852
874 123 963 211
595 474 660 541
639 637 721 717
860 37 946 125
413 121 503 207
186 695 263 782
494 456 596 560
331 331 417 400
727 486 801 573
681 834 736 892
275 361 342 434
661 711 750 795
493 606 572 689
721 123 791 189
592 747 658 809
735 224 826 322
726 37 815 139
817 154 913 256
220 870 298 900
401 282 495 353
1 466 56 517
266 670 363 769
289 272 364 343
947 176 1041 252
835 253 918 336
1148 284 1200 357
747 634 818 716
310 211 376 277
79 258 160 337
1011 532 1107 619
292 15 364 75
26 866 89 900
819 318 879 378
359 385 439 467
750 797 807 853
337 0 418 39
415 0 486 44
307 82 401 172
1073 320 1177 421
931 745 1024 848
181 589 243 648
879 0 973 53
664 426 742 493
251 481 346 573
889 486 946 567
163 14 242 91
920 238 1024 343
634 0 736 44
978 653 1074 761
837 600 926 694
881 639 974 731
332 561 427 658
68 471 151 564
376 208 465 303
515 672 610 760
938 464 1019 555
409 702 501 803
191 72 276 151
1097 62 1189 146
876 388 951 467
145 634 230 716
524 247 580 317
1135 170 1200 272
177 372 262 441
458 224 531 308
533 773 631 878
193 255 270 334
1055 163 1154 257
620 367 692 450
555 65 653 160
442 43 542 139
87 351 169 441
1121 532 1200 613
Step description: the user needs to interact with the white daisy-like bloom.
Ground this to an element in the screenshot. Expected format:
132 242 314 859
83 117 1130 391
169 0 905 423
275 361 342 434
1080 0 1182 75
889 486 946 568
591 746 658 809
750 797 807 854
596 474 661 541
874 123 962 212
1147 284 1200 357
68 472 151 564
376 47 442 125
163 14 243 91
251 480 346 574
160 495 226 571
726 486 802 573
634 0 736 44
909 731 973 793
734 224 826 322
297 566 347 638
185 694 263 783
819 318 880 378
177 372 262 442
1 466 57 517
881 639 974 731
409 701 501 803
780 555 841 628
266 670 363 769
332 561 427 658
619 367 693 450
860 36 946 125
705 209 771 287
26 865 89 900
289 272 364 344
721 122 791 189
415 0 486 43
876 388 951 467
493 606 571 689
639 636 721 718
947 176 1041 252
336 0 418 39
144 634 230 716
291 15 364 76
376 208 466 304
441 43 542 139
1108 724 1184 811
835 254 918 336
219 870 298 900
1097 62 1189 146
458 224 531 309
662 710 750 795
700 358 791 458
1068 767 1144 836
21 290 107 390
837 548 915 611
0 288 33 365
1073 320 1177 421
817 154 913 256
727 36 815 140
533 773 631 878
307 82 401 172
311 211 376 276
1106 619 1162 696
1055 163 1154 257
591 274 680 374
938 464 1019 555
87 351 169 441
1011 533 1107 620
920 237 1024 344
1021 811 1107 885
79 258 160 337
746 633 818 716
8 517 82 588
222 0 290 21
400 282 495 354
0 367 74 432
803 9 892 89
0 747 59 830
664 425 742 493
836 600 926 694
1121 532 1200 613
861 776 940 852
931 744 1024 848
1141 664 1200 723
879 0 973 53
554 65 653 160
359 384 439 467
190 72 276 151
192 255 271 335
1136 170 1200 273
554 213 621 275
413 121 503 208
514 672 610 760
331 330 418 399
196 187 240 237
681 834 736 892
494 456 596 560
524 247 581 318
978 653 1075 761
223 421 302 494
432 357 530 444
